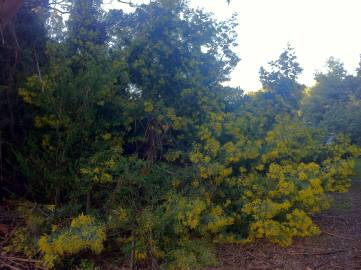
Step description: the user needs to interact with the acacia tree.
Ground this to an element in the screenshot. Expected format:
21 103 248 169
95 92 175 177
16 0 241 268
302 57 361 145
233 45 305 138
17 0 123 205
259 45 304 113
0 0 49 201
116 0 239 158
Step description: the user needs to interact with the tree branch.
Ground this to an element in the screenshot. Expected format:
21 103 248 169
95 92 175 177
117 0 135 7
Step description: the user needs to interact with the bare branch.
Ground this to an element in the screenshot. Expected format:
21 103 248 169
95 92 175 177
118 0 135 7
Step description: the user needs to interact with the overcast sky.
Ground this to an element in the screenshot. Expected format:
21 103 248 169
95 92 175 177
107 0 361 92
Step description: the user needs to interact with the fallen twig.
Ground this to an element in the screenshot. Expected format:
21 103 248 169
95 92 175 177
0 254 43 264
0 254 46 270
322 231 355 241
329 263 361 269
0 221 22 247
0 258 23 270
287 249 347 256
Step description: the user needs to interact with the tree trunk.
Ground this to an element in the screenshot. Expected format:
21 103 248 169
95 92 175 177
0 0 24 31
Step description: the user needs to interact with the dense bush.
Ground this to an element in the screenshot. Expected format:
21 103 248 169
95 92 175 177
1 0 360 269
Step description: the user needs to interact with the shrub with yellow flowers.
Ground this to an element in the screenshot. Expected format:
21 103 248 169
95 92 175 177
187 115 360 248
38 214 106 268
238 162 327 246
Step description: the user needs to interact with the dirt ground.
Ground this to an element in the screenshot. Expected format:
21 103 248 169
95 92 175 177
205 179 361 270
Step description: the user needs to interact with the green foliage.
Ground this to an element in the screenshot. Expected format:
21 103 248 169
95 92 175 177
302 57 361 145
3 0 361 269
78 260 101 270
0 0 49 200
259 44 304 113
16 33 128 205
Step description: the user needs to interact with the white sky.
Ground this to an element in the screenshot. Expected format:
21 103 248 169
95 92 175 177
107 0 361 92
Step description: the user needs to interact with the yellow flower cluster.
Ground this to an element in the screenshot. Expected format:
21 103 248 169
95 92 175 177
166 107 185 130
80 157 117 184
19 88 37 104
38 214 106 268
34 115 61 128
202 206 234 234
176 198 207 230
237 161 331 245
322 159 354 192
